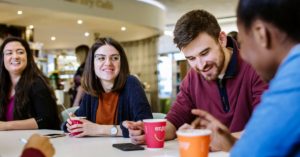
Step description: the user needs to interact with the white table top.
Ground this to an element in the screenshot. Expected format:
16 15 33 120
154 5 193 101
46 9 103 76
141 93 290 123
0 130 229 157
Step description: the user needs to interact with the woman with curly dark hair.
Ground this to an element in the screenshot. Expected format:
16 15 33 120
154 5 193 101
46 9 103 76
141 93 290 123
0 37 60 130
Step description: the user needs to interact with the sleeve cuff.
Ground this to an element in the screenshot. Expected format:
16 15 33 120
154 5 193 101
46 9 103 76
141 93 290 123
34 117 44 129
21 148 45 157
61 121 69 132
120 122 129 138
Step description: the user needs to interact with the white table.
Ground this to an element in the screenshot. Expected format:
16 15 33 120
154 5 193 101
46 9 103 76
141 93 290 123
0 130 229 157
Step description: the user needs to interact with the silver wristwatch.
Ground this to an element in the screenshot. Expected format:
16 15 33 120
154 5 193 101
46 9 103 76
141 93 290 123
110 125 118 136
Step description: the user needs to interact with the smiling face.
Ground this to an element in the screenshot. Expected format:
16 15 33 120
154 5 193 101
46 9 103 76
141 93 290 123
94 44 121 85
3 41 28 77
181 32 226 81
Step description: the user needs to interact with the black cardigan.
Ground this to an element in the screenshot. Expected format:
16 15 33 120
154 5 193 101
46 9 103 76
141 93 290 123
25 77 60 129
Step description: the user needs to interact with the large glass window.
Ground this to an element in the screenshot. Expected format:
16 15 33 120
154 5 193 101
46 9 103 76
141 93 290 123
157 53 172 98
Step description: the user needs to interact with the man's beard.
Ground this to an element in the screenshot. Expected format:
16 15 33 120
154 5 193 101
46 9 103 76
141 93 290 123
198 46 225 81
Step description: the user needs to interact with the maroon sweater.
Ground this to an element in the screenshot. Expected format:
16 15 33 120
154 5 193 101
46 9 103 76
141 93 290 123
166 37 268 132
21 148 45 157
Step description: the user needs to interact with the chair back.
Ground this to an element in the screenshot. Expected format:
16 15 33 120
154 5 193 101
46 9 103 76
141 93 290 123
152 112 166 119
61 106 79 122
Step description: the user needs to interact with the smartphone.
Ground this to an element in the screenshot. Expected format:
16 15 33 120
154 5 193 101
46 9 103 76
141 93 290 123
43 133 66 138
112 143 145 151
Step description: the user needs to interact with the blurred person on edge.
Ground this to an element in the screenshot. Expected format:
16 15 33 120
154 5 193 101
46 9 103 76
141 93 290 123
69 44 89 107
181 0 300 156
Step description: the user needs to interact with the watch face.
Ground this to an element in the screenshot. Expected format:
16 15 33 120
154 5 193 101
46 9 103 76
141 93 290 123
111 126 118 135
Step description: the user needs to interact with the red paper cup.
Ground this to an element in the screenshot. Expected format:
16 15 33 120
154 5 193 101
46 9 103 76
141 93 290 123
70 117 85 136
176 129 211 157
143 119 166 149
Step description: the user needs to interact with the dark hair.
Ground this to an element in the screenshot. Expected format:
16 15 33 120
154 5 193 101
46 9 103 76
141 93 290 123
173 9 221 50
0 37 56 120
228 31 238 41
81 37 130 96
237 0 300 42
75 44 89 55
75 44 89 62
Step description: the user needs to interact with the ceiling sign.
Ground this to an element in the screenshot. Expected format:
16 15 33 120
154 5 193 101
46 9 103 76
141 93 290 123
64 0 113 10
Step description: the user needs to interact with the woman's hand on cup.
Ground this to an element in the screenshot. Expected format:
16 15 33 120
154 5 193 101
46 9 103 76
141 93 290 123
66 113 77 132
66 116 88 137
69 119 101 137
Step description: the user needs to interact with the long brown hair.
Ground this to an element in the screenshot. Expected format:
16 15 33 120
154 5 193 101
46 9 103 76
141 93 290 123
0 37 56 120
81 37 130 96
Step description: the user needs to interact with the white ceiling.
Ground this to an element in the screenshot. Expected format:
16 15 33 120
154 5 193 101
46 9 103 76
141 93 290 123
158 0 238 26
0 2 161 50
0 0 238 50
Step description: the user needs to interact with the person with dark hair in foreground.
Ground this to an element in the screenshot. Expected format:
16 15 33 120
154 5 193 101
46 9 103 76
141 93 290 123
185 0 300 156
21 134 55 157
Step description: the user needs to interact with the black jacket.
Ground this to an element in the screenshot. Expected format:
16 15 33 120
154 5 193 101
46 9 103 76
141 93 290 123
25 77 60 129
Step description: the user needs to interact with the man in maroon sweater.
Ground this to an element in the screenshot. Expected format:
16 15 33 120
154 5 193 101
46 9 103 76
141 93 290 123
125 9 267 145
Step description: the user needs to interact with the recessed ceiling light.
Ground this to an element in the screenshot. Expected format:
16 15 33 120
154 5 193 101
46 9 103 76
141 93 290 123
77 20 83 24
84 32 90 37
121 26 126 31
51 36 56 41
17 10 23 15
29 25 34 29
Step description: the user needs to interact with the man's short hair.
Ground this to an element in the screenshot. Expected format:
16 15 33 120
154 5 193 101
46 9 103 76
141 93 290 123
237 0 300 42
173 9 221 50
